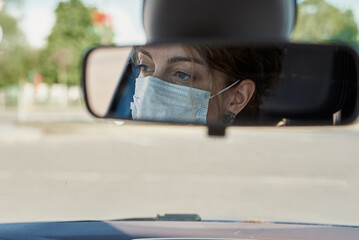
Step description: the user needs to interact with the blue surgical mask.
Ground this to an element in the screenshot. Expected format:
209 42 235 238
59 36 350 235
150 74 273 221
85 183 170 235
130 76 240 124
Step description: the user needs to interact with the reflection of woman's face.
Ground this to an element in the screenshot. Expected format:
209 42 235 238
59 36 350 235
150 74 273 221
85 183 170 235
136 45 230 122
137 45 211 91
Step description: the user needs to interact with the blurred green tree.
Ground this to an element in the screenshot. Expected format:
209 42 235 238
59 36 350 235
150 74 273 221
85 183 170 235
0 11 39 87
1 0 24 10
40 0 107 86
292 0 359 47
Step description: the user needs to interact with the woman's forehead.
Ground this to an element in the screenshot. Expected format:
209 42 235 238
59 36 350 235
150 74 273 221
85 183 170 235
141 45 203 60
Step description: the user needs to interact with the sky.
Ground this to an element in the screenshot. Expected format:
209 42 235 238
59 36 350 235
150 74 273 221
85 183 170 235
2 0 359 49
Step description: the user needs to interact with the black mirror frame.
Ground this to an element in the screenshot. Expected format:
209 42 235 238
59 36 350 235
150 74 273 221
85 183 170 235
82 43 359 134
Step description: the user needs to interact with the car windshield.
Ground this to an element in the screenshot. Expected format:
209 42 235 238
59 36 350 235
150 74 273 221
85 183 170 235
0 0 359 227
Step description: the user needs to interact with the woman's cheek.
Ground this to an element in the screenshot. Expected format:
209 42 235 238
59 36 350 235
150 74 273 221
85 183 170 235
207 98 220 122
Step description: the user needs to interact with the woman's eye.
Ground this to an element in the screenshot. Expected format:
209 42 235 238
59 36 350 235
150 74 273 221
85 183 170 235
174 71 191 81
137 64 154 73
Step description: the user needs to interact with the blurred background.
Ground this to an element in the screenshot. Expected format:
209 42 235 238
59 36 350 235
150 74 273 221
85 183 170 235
0 0 145 122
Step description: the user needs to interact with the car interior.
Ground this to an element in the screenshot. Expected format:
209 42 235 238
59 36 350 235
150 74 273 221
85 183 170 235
2 0 359 239
101 43 359 127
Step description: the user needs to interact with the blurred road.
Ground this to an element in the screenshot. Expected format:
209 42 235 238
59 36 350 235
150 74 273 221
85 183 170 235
1 110 359 226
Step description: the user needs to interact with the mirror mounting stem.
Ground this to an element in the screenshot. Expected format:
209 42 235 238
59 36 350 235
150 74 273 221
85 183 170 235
207 124 226 137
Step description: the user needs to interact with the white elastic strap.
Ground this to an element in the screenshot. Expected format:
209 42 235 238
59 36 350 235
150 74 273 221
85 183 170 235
209 79 241 99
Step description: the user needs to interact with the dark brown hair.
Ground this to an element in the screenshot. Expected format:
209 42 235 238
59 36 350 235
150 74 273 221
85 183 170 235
193 45 283 124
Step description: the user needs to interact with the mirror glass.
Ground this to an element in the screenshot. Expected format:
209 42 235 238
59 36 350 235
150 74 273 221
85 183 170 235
85 47 133 117
83 43 359 126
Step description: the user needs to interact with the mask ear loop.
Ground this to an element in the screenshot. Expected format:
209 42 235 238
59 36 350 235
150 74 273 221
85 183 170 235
209 79 241 99
188 50 196 121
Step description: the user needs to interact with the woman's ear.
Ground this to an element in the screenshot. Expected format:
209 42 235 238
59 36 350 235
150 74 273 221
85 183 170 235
226 79 255 115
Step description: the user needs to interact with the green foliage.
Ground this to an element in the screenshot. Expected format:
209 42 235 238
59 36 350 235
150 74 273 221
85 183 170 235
1 0 23 8
292 0 359 47
40 0 102 86
1 0 114 87
0 11 39 88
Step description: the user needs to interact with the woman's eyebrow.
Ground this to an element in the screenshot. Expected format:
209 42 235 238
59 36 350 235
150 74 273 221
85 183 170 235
137 48 152 59
168 56 204 65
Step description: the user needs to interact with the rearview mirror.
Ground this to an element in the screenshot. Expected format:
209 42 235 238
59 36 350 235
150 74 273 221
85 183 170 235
82 43 359 127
